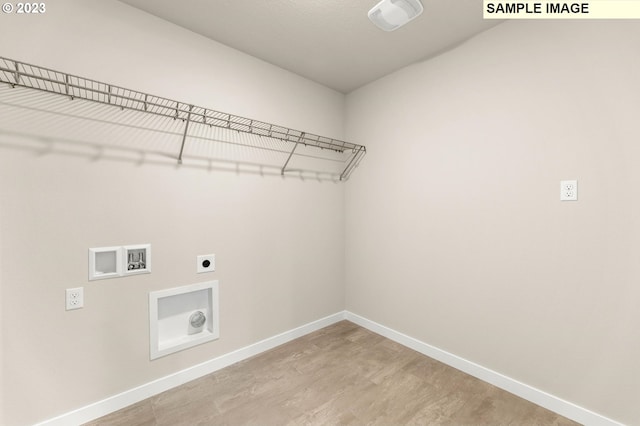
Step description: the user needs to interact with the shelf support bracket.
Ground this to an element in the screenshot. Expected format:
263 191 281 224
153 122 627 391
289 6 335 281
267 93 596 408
340 146 365 181
281 132 304 175
13 61 19 87
177 105 193 164
65 74 73 100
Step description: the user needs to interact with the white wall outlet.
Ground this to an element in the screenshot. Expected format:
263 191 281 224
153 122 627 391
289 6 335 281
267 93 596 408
66 287 84 310
560 180 578 201
197 254 215 273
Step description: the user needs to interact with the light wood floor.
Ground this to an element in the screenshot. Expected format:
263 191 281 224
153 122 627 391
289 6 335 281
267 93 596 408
85 321 580 426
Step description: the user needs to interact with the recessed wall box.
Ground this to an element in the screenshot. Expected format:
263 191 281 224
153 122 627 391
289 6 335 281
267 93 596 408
123 244 151 276
149 280 219 360
89 246 122 280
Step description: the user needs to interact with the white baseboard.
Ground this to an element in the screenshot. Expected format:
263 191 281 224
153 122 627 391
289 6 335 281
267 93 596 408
344 311 624 426
37 310 624 426
35 311 347 426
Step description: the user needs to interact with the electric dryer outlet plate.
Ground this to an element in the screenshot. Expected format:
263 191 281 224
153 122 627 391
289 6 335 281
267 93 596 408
197 254 215 273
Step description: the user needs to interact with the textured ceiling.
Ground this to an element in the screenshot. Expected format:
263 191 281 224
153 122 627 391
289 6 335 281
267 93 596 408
118 0 501 93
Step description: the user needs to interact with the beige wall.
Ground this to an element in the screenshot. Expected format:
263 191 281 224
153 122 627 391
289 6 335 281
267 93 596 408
4 3 640 425
0 1 346 425
345 21 640 425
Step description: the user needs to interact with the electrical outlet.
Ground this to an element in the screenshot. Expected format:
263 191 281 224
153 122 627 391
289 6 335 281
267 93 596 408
197 254 215 273
66 287 84 310
560 180 578 201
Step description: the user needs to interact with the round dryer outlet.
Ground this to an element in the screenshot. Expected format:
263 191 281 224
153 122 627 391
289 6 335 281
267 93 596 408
197 254 215 273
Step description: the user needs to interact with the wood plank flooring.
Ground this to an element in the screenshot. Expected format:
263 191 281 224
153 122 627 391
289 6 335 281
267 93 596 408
85 321 580 425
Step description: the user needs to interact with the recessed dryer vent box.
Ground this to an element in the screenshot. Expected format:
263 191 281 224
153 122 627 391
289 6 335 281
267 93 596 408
149 280 219 360
89 246 122 280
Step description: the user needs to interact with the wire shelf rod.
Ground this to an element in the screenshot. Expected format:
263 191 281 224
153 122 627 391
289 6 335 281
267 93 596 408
0 94 350 164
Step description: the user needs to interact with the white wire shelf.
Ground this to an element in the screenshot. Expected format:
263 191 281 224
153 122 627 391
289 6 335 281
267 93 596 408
0 56 366 180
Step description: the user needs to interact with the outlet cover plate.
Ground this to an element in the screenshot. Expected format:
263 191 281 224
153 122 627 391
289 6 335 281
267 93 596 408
197 254 215 273
560 180 578 201
66 287 84 310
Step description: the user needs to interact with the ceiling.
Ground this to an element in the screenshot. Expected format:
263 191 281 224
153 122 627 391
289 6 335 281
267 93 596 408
118 0 502 93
